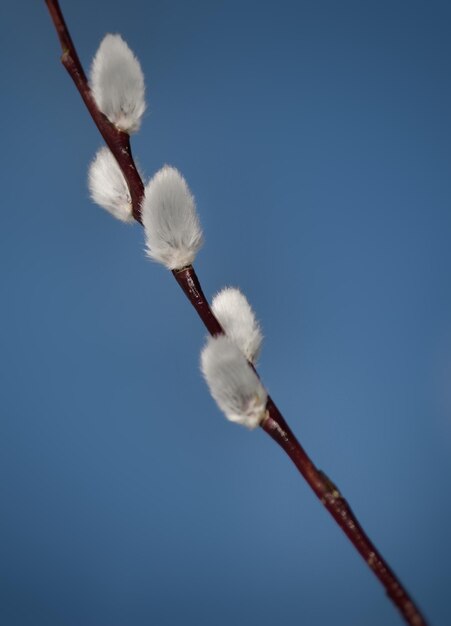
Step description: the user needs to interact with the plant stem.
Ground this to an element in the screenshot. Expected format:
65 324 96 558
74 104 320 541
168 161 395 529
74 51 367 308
172 267 427 625
44 2 428 624
45 0 144 222
262 399 427 626
172 267 223 336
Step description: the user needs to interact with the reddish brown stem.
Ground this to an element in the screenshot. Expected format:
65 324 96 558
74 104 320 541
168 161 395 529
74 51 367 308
45 0 144 221
45 2 428 624
172 266 427 626
172 267 223 335
263 399 427 626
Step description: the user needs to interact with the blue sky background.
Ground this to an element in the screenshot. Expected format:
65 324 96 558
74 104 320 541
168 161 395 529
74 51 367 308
1 1 450 624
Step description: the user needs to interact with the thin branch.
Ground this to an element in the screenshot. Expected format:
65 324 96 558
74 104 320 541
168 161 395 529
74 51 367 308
44 2 428 624
262 401 426 626
45 0 144 221
173 267 224 336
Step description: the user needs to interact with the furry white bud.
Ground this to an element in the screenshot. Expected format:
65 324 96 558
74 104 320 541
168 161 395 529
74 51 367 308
88 147 134 222
212 288 263 363
142 165 203 270
200 335 267 429
90 34 146 133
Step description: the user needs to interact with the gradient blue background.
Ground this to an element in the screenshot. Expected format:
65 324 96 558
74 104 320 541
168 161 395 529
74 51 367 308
1 1 450 624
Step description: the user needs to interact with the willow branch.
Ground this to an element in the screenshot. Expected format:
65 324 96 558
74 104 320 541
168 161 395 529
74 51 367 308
262 400 426 626
45 2 428 624
45 0 144 221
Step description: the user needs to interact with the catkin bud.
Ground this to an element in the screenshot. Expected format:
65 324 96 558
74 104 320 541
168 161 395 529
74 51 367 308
141 165 203 270
88 147 133 222
90 34 146 133
212 288 263 363
200 335 267 429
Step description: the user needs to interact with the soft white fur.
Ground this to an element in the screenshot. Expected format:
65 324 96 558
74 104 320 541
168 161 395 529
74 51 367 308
212 288 262 363
88 147 134 222
141 165 203 270
90 34 146 133
200 335 267 429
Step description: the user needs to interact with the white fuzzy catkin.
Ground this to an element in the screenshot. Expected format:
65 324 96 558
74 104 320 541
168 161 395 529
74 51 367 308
90 34 146 133
88 147 134 222
200 335 268 429
212 288 263 363
141 165 203 270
